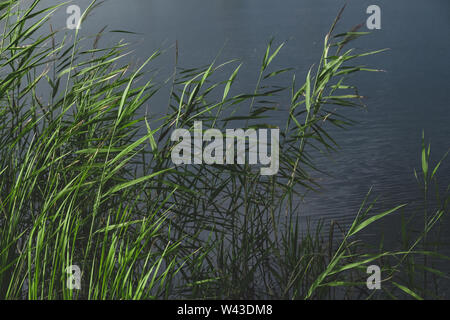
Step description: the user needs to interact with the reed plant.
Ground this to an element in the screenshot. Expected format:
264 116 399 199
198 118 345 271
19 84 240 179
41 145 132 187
0 0 448 299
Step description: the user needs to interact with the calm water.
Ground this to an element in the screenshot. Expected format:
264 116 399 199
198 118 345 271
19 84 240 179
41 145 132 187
39 1 450 246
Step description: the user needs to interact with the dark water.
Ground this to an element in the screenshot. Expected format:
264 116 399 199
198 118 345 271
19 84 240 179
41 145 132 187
39 1 449 253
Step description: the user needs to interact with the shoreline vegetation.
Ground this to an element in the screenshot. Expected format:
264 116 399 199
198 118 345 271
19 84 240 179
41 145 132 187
0 1 449 299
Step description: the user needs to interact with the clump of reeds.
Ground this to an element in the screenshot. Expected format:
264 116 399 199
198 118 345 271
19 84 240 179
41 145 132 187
0 0 448 299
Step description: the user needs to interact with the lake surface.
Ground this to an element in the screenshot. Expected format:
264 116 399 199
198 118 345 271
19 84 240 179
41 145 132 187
39 0 450 255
